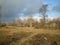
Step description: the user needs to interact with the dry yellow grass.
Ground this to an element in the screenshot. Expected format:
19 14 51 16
0 26 60 45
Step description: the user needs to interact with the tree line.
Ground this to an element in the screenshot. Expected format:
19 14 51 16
0 17 60 30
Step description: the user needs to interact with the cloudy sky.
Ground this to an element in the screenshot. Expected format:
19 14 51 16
0 0 60 22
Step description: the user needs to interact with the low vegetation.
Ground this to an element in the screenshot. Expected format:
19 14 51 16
0 27 60 45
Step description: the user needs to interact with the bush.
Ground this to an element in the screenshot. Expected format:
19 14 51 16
0 23 6 27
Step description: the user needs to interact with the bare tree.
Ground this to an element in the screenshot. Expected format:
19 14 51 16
26 17 34 27
39 4 48 27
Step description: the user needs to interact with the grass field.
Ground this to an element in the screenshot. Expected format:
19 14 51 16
0 26 60 45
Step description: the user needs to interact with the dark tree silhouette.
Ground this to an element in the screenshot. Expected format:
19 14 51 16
39 4 48 27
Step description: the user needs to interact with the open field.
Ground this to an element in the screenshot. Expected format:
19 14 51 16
0 26 60 45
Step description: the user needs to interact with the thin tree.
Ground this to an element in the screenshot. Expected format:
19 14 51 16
26 17 34 27
39 4 48 27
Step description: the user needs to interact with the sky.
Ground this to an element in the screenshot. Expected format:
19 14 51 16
44 0 60 16
0 0 60 22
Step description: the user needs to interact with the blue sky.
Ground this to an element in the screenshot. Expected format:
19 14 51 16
44 0 60 17
34 0 60 17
